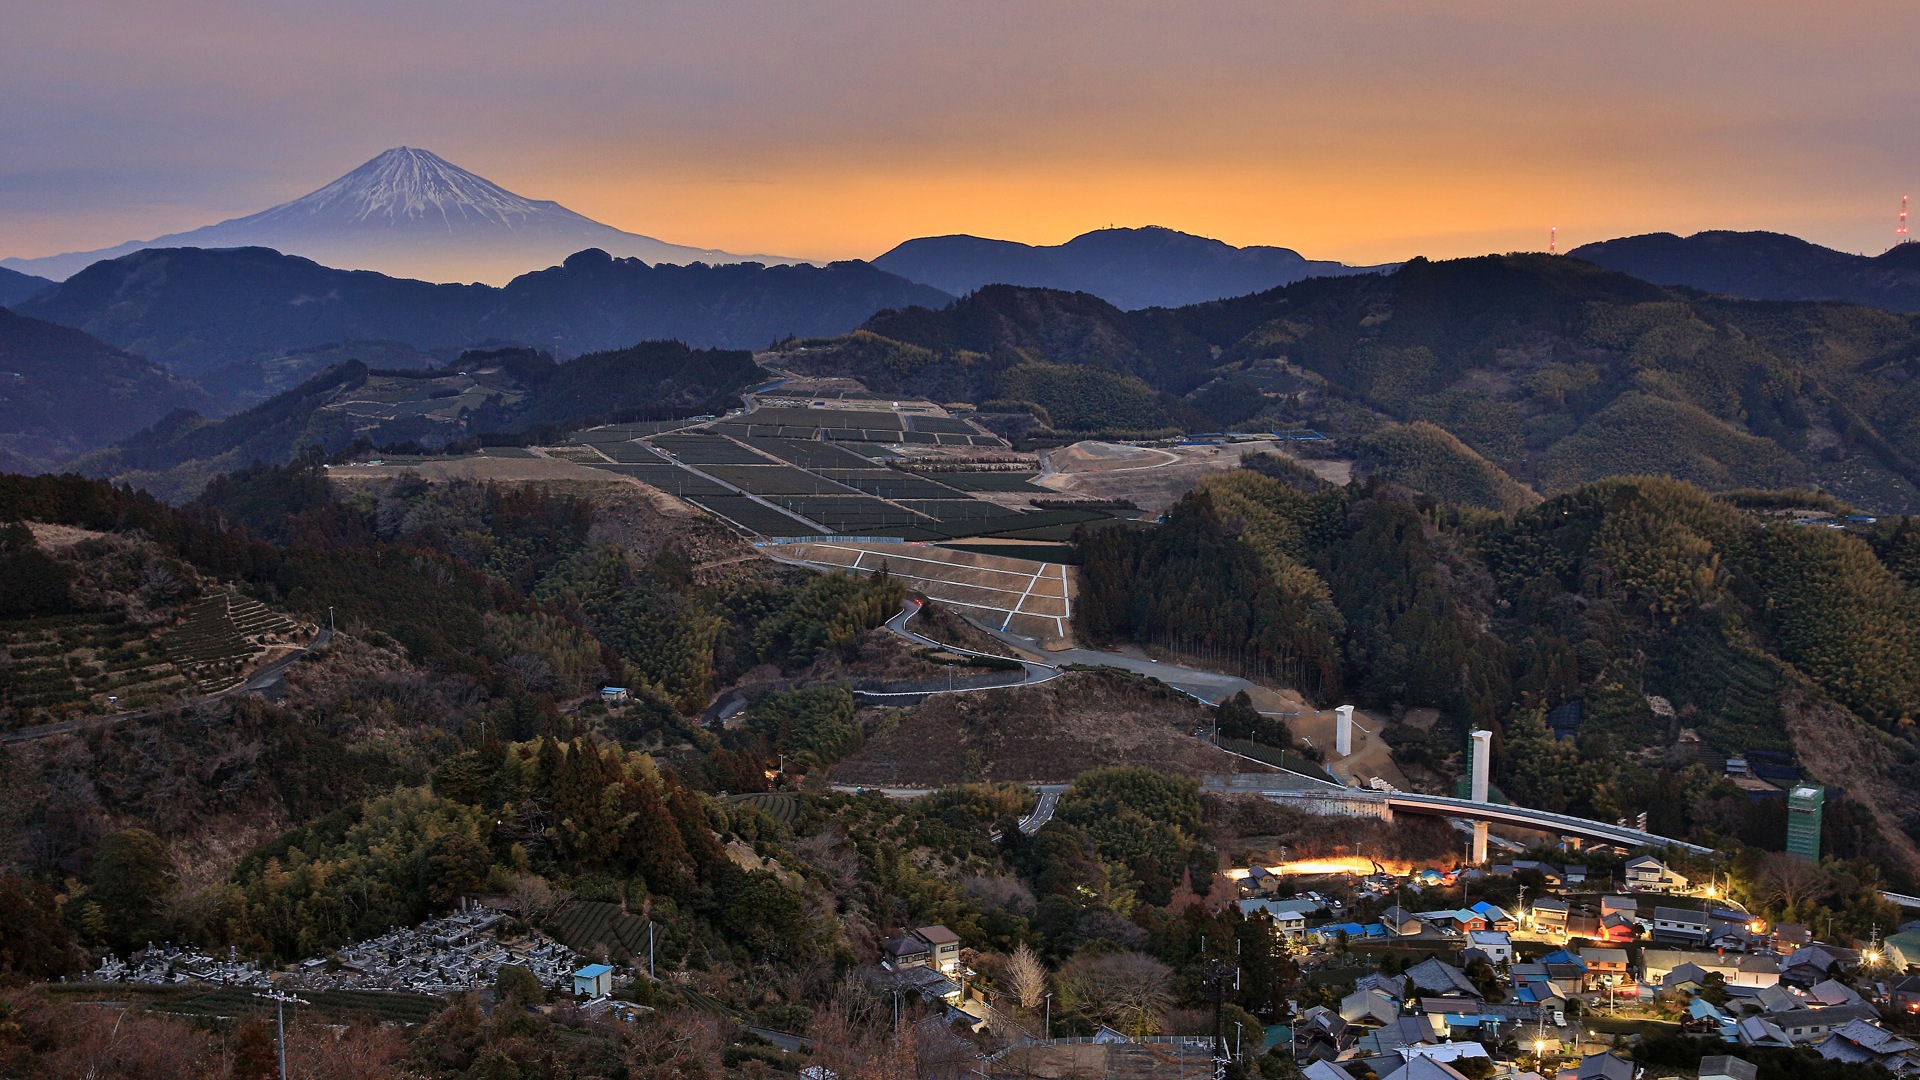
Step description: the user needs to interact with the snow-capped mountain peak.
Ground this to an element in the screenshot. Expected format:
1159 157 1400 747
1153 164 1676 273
240 147 576 232
2 147 806 284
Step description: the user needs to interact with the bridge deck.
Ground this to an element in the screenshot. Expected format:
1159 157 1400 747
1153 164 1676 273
1207 775 1713 854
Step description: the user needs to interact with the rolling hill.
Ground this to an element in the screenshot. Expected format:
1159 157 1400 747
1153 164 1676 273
0 147 804 286
73 341 760 501
872 225 1390 310
783 253 1920 513
1571 230 1920 312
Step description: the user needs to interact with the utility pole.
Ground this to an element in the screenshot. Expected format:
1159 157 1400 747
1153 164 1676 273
648 921 655 980
1044 991 1052 1040
253 990 308 1080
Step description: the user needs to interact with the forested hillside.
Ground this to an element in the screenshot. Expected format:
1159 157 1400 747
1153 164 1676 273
0 308 213 474
70 341 760 501
783 254 1920 512
1078 468 1920 876
0 461 1370 1075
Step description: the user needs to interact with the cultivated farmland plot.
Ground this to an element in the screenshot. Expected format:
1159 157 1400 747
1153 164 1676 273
0 611 186 726
162 592 301 692
650 435 776 465
700 465 861 495
544 900 653 964
685 496 819 537
774 541 1076 645
829 473 968 500
729 791 799 824
740 438 880 470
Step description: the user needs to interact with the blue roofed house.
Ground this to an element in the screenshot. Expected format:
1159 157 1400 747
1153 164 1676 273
574 963 614 998
1469 901 1517 932
1686 998 1739 1042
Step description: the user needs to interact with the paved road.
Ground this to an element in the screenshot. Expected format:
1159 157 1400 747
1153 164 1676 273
1019 788 1062 834
869 600 1061 697
970 621 1255 705
0 627 332 745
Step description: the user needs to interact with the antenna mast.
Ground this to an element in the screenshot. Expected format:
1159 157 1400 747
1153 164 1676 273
1900 196 1911 244
1549 226 1558 255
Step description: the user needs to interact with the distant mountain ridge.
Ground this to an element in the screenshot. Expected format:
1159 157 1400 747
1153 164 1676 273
18 245 950 390
0 147 806 285
1571 230 1920 312
872 225 1392 310
776 252 1920 514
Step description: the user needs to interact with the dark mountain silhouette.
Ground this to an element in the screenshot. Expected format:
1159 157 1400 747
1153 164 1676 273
0 267 54 309
0 308 213 473
18 245 950 384
1571 230 1920 312
872 225 1390 310
0 147 803 285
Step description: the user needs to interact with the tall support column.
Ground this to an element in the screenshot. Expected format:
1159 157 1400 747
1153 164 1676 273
1469 729 1493 865
1335 705 1355 757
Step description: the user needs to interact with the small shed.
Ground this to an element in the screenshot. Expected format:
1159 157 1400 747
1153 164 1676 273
574 963 614 998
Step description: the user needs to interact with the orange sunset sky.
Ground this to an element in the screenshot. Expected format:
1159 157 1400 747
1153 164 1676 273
4 0 1917 265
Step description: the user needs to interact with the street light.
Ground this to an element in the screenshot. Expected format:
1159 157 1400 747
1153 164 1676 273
1044 991 1053 1040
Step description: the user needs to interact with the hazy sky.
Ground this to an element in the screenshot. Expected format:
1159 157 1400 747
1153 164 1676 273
5 0 1918 264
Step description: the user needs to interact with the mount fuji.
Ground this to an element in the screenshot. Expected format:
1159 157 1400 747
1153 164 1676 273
1 147 806 285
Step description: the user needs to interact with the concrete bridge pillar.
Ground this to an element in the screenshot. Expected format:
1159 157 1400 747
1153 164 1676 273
1335 705 1355 757
1469 729 1492 865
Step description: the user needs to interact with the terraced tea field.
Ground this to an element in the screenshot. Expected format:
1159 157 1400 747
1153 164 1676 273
729 791 800 825
544 900 653 964
0 610 188 726
162 592 304 692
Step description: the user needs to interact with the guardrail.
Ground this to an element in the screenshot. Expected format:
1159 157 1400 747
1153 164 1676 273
752 536 908 546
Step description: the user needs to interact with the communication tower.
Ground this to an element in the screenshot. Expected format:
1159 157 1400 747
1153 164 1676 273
1549 226 1558 255
1900 195 1911 244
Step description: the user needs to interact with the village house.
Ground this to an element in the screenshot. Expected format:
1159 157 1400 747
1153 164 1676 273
1644 948 1781 989
1599 895 1637 919
1405 957 1483 1000
1624 856 1690 893
1465 930 1513 965
1380 905 1427 937
879 925 963 974
1697 1055 1759 1080
1814 1019 1920 1072
1469 901 1517 932
1241 897 1319 938
1652 906 1712 945
1530 896 1570 935
1579 948 1629 991
1765 1002 1882 1044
